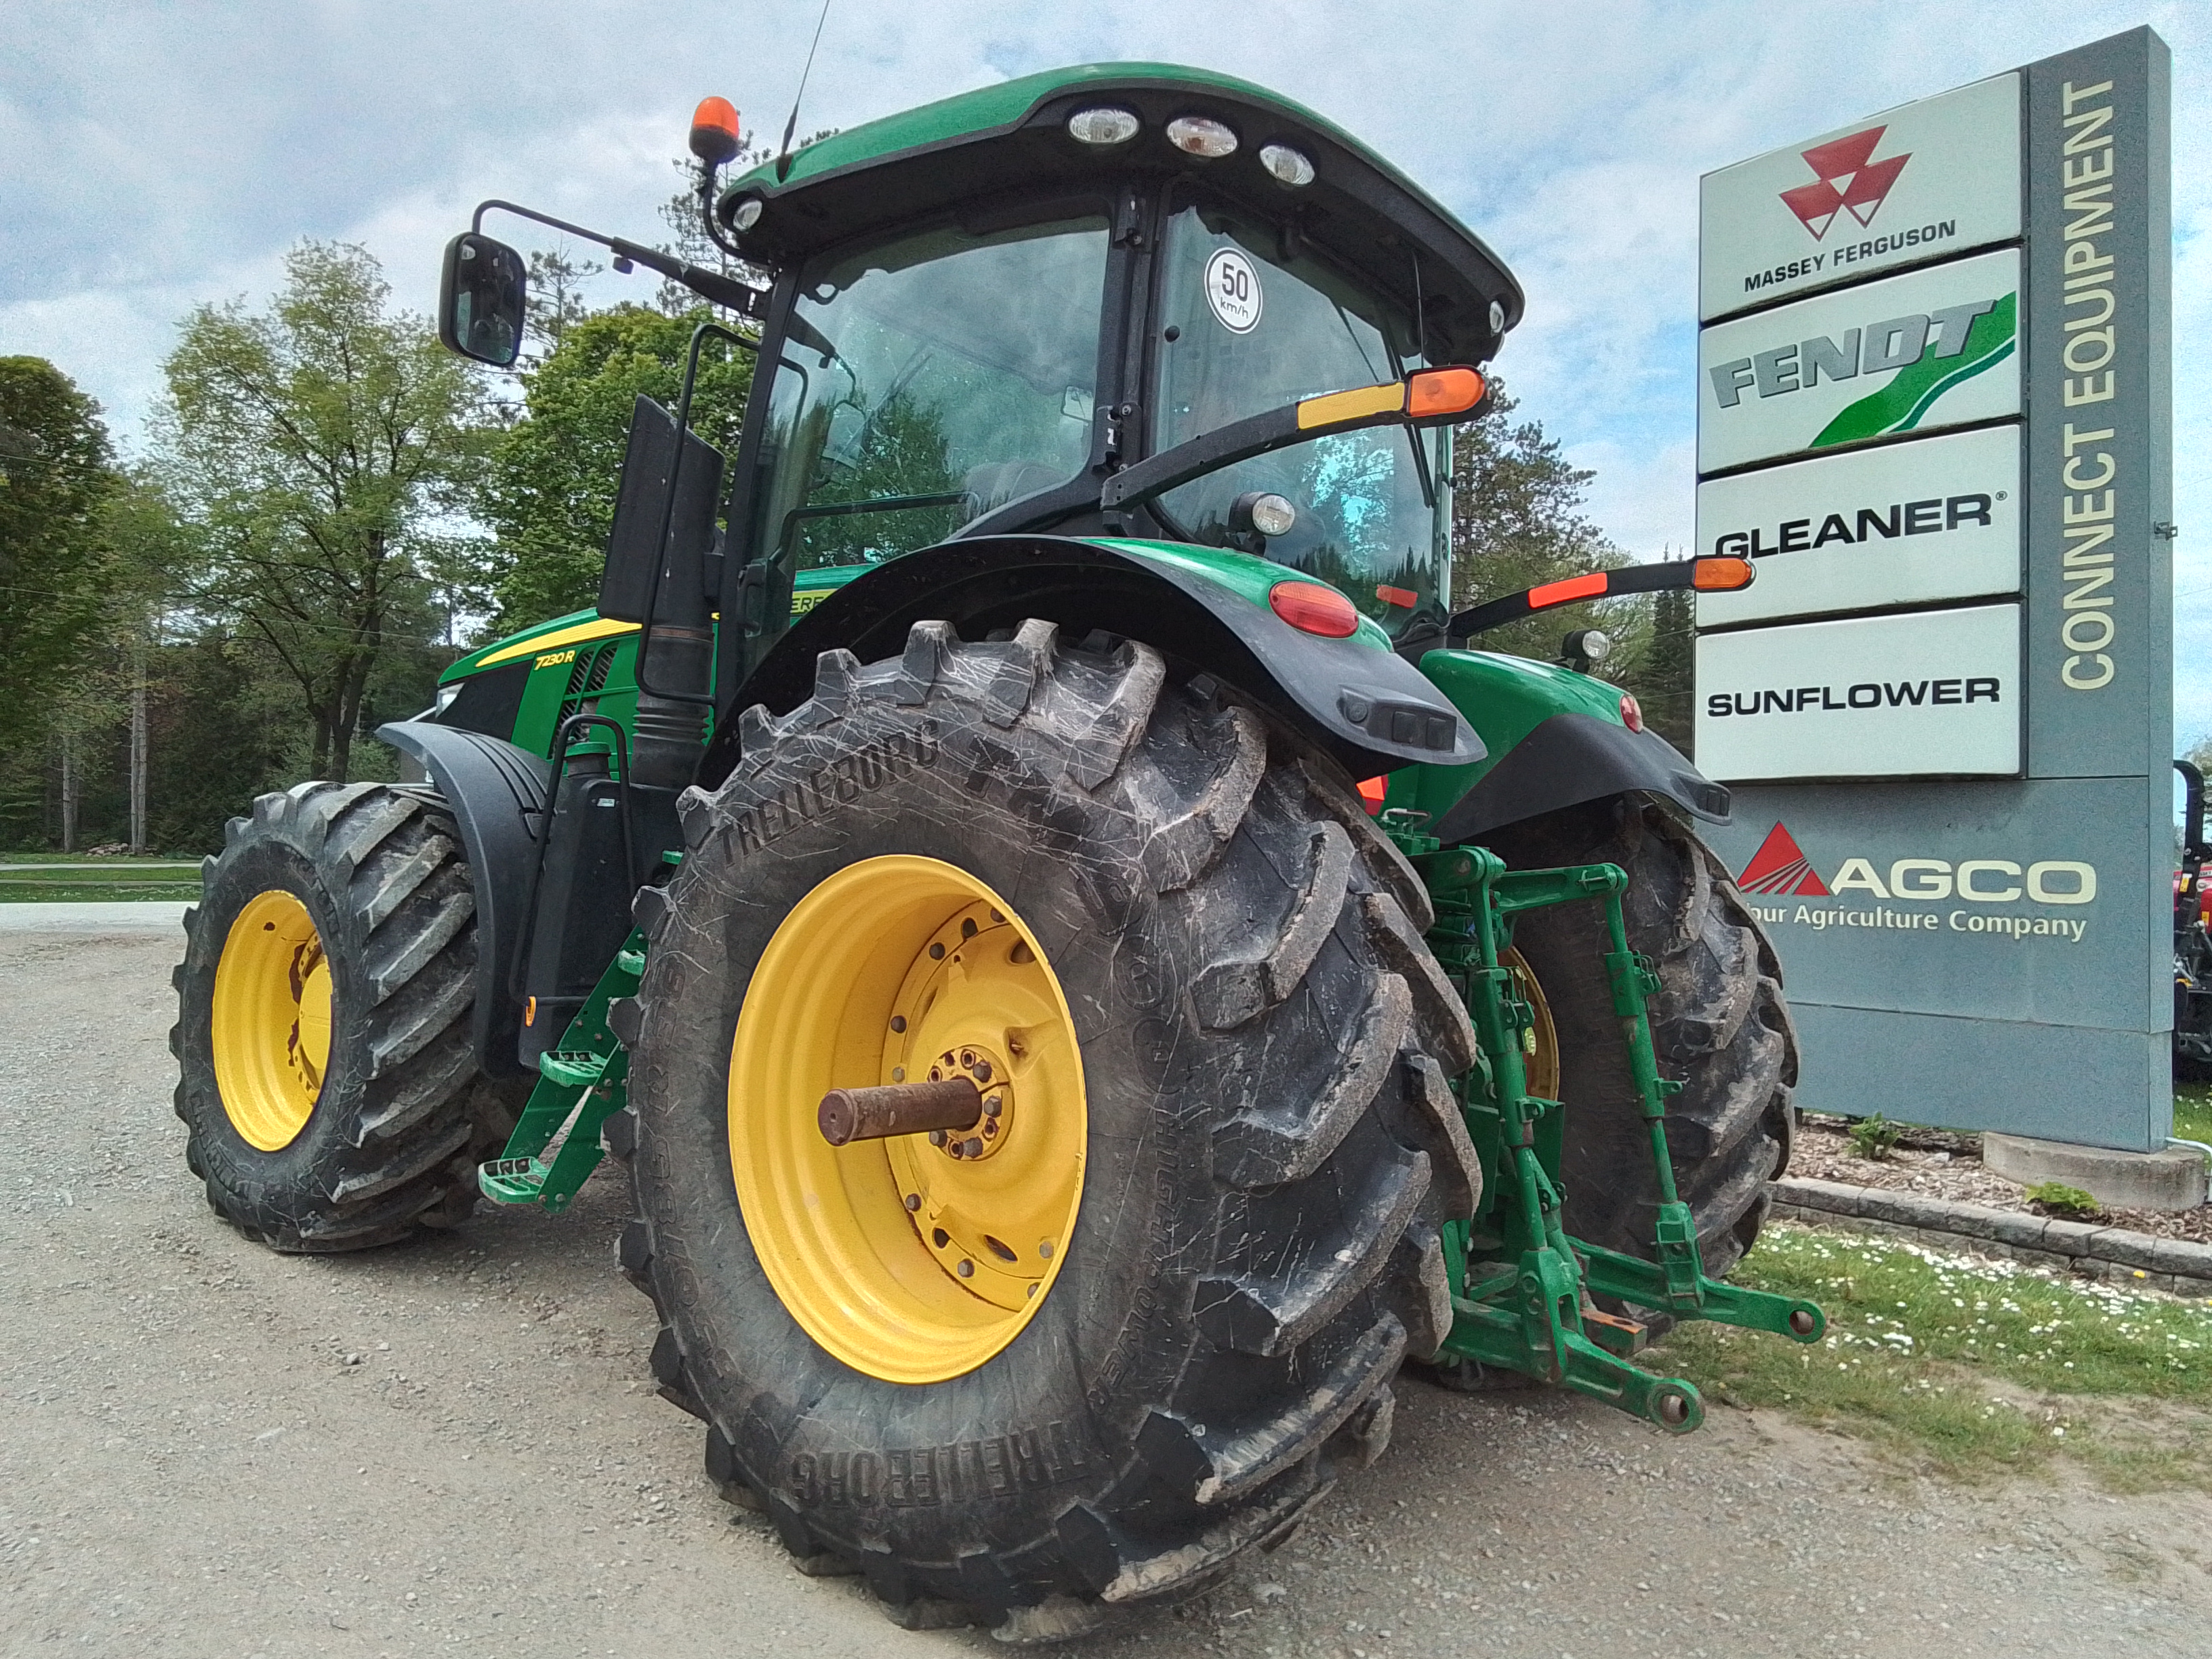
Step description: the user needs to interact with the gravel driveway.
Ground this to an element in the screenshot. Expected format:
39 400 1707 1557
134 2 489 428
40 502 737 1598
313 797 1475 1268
5 926 2209 1657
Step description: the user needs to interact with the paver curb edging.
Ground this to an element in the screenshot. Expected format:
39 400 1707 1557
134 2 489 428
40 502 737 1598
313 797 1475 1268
1769 1176 2212 1299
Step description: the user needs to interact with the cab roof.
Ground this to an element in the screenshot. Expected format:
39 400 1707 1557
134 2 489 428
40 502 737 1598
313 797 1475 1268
717 62 1523 363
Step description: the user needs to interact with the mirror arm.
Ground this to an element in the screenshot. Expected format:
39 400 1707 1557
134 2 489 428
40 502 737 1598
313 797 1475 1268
468 199 767 328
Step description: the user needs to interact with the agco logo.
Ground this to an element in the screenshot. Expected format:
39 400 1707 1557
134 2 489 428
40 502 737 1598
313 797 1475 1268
1781 126 1911 241
1736 823 2096 943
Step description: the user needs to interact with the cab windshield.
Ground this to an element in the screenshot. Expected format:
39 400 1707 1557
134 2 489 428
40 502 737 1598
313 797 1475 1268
746 214 1110 573
1150 197 1452 640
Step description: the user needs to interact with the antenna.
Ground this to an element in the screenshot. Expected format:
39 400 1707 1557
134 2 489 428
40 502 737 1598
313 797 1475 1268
776 0 835 182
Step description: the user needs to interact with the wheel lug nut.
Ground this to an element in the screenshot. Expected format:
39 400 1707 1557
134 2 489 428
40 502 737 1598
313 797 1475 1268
928 1130 947 1147
903 1193 920 1212
973 1060 993 1082
960 1137 983 1158
889 1015 906 1033
983 1095 1002 1116
956 1259 973 1277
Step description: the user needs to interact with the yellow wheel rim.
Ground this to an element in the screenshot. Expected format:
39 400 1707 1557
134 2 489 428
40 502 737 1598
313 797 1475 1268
1504 947 1561 1101
729 855 1086 1384
211 889 333 1151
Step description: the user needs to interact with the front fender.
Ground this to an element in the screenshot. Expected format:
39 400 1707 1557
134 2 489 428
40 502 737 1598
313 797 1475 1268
1388 647 1729 840
375 720 548 1078
708 535 1483 787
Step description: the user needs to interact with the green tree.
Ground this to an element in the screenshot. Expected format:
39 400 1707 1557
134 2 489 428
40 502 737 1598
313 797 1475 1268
1448 380 1647 674
159 241 489 781
653 150 775 315
0 357 117 702
1641 575 1696 754
526 245 605 354
482 304 752 627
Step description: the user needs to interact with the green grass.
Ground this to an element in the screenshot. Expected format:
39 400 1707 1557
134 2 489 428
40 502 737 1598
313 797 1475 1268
0 853 200 866
1658 1223 2212 1488
0 859 202 903
0 882 203 902
2175 1082 2212 1147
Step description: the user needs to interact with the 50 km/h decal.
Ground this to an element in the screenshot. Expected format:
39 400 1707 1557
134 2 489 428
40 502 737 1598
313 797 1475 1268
1204 247 1263 333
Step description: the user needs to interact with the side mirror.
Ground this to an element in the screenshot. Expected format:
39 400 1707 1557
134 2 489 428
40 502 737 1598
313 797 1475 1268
438 233 527 367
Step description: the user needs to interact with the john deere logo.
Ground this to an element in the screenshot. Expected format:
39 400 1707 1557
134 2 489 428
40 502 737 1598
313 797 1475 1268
1782 127 1911 241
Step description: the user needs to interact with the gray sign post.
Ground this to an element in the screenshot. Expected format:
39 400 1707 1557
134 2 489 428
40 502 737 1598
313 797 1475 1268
1692 28 2172 1151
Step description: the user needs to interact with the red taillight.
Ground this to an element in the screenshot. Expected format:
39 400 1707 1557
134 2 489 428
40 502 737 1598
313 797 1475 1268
1619 693 1644 732
1357 775 1388 815
1269 579 1360 638
1528 571 1610 609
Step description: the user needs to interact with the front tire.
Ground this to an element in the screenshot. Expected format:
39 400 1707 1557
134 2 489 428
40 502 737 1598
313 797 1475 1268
1486 796 1798 1286
616 621 1483 1630
171 783 519 1252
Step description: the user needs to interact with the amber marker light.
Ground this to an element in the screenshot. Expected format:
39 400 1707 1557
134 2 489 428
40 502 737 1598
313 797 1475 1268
1692 556 1755 590
1407 366 1486 420
691 96 743 166
1269 580 1361 638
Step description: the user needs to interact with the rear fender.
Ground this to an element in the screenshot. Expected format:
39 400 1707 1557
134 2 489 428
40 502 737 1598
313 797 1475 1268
375 720 548 1078
705 535 1484 787
1389 648 1729 841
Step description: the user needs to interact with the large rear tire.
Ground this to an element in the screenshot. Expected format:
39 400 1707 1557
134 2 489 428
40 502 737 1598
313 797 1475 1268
613 621 1483 1634
171 783 521 1252
1483 796 1797 1286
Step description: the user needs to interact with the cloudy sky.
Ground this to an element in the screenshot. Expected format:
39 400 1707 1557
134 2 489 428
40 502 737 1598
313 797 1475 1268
5 1 2206 731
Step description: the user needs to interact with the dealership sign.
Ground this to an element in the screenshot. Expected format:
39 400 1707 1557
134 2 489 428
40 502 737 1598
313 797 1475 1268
1697 605 2020 780
1697 248 2020 473
1692 30 2171 1151
1700 72 2022 320
1696 426 2020 626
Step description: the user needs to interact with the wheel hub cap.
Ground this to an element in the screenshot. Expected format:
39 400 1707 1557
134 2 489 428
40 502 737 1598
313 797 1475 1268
210 889 331 1151
729 856 1086 1382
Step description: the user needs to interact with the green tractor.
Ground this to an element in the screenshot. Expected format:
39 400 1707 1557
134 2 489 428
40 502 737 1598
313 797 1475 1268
171 64 1818 1637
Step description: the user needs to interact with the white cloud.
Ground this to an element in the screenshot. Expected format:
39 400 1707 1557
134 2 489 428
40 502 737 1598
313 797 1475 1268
6 0 2210 726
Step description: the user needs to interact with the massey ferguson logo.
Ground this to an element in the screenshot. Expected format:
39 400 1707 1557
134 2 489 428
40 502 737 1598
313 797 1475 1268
1735 822 2096 943
1782 126 1911 240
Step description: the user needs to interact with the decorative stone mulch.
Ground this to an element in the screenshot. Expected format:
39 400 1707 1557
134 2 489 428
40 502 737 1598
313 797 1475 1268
1789 1114 2212 1245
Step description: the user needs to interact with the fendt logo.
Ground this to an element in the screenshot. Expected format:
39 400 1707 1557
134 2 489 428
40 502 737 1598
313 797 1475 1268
1781 126 1911 241
1734 822 2097 943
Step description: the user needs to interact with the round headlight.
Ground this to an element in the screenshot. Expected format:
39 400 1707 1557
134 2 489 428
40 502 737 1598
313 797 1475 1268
1166 115 1238 158
1067 106 1140 145
1249 493 1297 537
1258 143 1315 187
731 197 764 231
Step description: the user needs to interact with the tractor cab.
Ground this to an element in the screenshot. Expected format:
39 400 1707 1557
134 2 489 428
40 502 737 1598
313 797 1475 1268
438 66 1525 702
715 66 1523 659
